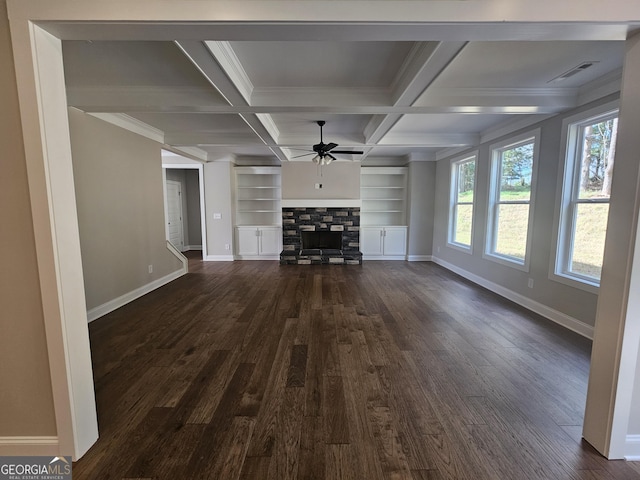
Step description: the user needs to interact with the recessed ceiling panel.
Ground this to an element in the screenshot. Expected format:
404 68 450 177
129 113 253 133
63 41 221 91
390 113 508 134
230 41 414 88
431 41 624 89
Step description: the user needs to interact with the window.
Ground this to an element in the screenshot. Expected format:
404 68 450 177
448 154 476 251
486 131 540 269
554 106 618 289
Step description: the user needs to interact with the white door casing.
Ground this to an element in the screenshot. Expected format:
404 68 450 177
166 180 184 251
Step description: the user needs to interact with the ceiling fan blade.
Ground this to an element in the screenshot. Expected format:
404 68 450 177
291 152 315 159
330 150 364 155
324 142 338 152
286 148 314 152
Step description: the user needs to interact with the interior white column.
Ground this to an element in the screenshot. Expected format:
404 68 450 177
583 32 640 459
9 20 99 459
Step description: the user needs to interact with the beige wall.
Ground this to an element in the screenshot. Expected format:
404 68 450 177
282 162 360 199
407 161 436 257
0 0 57 436
432 96 620 329
69 108 183 311
204 162 234 257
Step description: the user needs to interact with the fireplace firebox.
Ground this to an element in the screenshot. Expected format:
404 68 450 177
301 231 342 250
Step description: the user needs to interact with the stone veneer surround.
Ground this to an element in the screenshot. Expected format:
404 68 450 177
280 207 362 265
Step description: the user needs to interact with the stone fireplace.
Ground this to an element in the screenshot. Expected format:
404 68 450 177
279 207 362 265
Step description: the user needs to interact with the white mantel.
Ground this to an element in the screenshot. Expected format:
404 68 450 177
281 199 361 208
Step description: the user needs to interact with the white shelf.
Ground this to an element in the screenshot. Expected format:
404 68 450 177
360 167 407 227
235 166 282 227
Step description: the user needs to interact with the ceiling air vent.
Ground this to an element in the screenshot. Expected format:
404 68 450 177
548 62 599 83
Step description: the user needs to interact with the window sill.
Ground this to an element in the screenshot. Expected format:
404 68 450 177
549 271 599 295
483 251 529 272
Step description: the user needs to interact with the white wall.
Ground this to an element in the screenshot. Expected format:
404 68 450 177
282 161 360 199
204 161 234 258
432 95 619 332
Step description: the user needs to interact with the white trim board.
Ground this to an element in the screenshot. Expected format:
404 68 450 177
0 437 59 456
625 435 640 461
205 255 235 261
87 268 186 322
364 255 407 261
407 255 433 262
431 256 594 339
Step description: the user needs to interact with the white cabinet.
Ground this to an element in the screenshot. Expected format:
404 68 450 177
236 226 282 259
360 226 407 260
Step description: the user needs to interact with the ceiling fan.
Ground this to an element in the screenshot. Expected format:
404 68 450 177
292 121 364 165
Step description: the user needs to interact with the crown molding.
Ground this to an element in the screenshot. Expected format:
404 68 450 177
204 40 254 103
577 68 622 106
87 112 164 143
163 145 208 162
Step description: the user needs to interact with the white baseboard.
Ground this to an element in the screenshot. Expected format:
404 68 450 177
87 268 186 322
407 255 433 262
431 256 594 339
205 254 235 261
625 435 640 460
0 436 59 456
363 255 407 261
185 245 202 251
234 255 279 260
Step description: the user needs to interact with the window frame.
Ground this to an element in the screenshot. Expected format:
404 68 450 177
447 152 478 253
550 101 619 293
484 129 541 271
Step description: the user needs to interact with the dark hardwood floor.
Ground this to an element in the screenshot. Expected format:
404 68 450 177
74 254 640 479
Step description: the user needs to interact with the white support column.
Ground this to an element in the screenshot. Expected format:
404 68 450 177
583 32 640 459
9 21 99 459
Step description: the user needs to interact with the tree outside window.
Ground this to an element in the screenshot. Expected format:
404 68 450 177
486 133 539 269
561 113 618 281
449 155 476 249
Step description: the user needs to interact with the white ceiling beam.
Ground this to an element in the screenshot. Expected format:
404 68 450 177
74 104 565 115
364 41 467 146
36 22 637 43
164 132 264 145
378 133 480 147
175 40 288 161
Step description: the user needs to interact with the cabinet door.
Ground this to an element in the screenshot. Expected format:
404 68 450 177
258 227 282 255
382 227 407 256
360 227 384 256
236 227 259 256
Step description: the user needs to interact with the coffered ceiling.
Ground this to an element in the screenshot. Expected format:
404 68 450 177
62 30 627 164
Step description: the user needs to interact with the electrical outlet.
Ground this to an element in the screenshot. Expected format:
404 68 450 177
225 244 230 250
528 278 534 289
148 264 153 274
213 213 222 219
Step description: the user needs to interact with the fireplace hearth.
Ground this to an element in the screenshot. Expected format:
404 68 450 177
279 207 362 265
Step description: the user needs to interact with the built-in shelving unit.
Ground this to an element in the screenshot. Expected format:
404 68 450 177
360 167 408 260
234 166 282 260
360 167 408 226
235 166 282 226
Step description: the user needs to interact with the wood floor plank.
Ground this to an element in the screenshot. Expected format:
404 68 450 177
73 258 640 480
